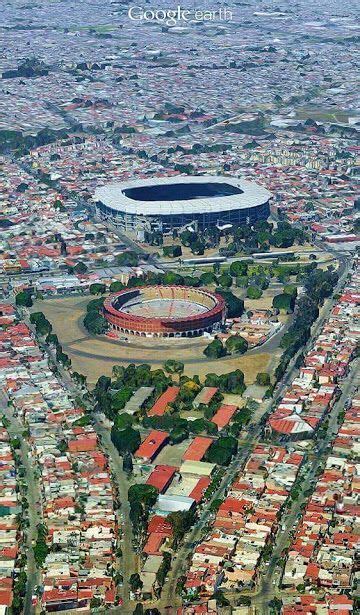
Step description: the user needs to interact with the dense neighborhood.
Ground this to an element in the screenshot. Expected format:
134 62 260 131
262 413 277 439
0 0 359 613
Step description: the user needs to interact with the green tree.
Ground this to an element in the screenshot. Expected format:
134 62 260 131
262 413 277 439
116 251 138 266
180 230 196 247
168 510 195 548
283 283 297 297
218 272 232 288
225 335 248 355
56 348 71 367
114 413 133 430
163 244 182 258
15 290 33 307
236 275 248 288
156 552 172 586
83 311 108 335
111 387 133 411
256 372 271 386
86 297 105 313
188 418 207 433
217 369 246 394
123 452 134 475
128 484 158 508
199 272 217 286
73 262 88 274
30 312 52 335
230 260 248 277
46 332 59 346
89 282 106 295
163 359 184 381
169 427 188 444
203 339 226 358
111 426 141 455
190 239 205 255
206 436 238 465
213 589 230 607
109 280 125 292
247 285 262 299
205 420 218 435
90 597 102 608
272 293 295 313
34 523 48 567
129 573 143 593
217 290 244 318
269 597 283 613
237 596 251 606
163 271 184 285
72 371 86 386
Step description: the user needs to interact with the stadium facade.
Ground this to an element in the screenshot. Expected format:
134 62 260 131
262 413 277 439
93 175 272 234
103 286 226 338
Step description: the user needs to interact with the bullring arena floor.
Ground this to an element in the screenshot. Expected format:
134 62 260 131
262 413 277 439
121 298 208 318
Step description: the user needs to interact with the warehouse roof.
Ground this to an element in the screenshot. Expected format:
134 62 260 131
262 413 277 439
180 460 216 477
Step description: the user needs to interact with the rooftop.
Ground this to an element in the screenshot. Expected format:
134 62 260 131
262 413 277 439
93 175 272 216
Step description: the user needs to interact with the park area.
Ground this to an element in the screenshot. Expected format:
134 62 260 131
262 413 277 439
32 295 280 387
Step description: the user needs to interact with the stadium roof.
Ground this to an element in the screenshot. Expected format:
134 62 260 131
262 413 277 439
93 175 272 216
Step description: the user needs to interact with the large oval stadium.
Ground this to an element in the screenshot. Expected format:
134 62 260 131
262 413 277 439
94 175 271 234
103 286 226 337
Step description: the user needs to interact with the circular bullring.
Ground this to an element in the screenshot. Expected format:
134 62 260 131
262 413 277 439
103 286 226 338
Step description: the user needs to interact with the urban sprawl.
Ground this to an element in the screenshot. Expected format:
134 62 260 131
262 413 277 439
0 1 359 615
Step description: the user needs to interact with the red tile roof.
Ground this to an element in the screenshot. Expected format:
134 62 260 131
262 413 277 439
148 386 180 417
146 464 176 492
211 404 237 429
143 532 167 556
148 515 173 536
182 437 213 462
189 477 211 503
134 430 169 461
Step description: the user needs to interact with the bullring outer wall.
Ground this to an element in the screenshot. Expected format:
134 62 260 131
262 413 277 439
102 286 226 338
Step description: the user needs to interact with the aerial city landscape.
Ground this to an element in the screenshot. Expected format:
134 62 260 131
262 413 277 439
0 0 359 614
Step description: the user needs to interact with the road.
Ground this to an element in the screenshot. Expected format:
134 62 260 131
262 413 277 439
158 432 258 613
1 393 42 615
2 249 352 614
94 417 137 613
251 357 359 614
12 309 137 612
157 252 352 612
